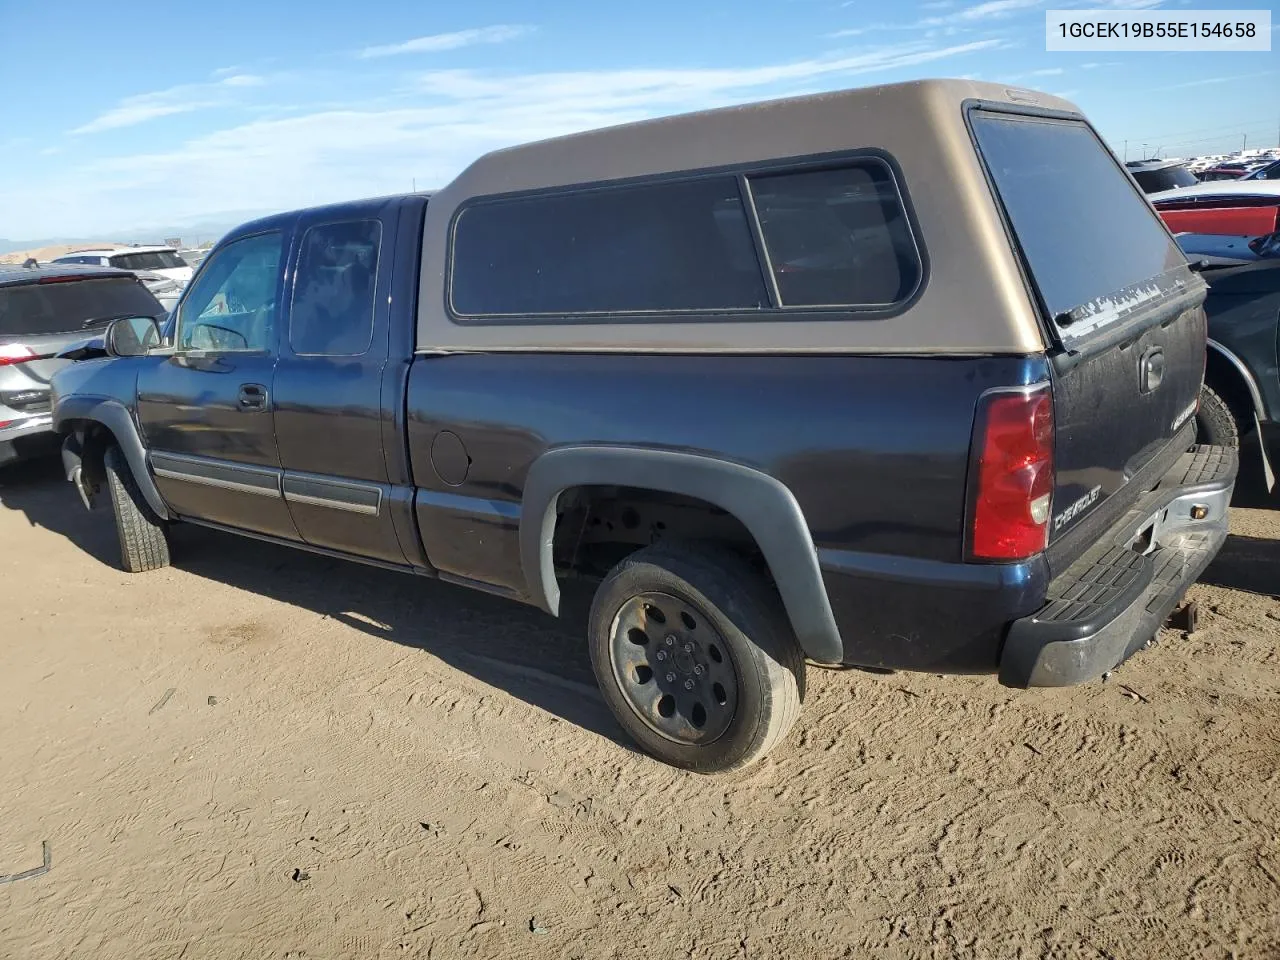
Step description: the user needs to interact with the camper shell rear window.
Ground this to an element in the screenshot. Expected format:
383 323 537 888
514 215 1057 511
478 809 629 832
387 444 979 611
970 112 1187 338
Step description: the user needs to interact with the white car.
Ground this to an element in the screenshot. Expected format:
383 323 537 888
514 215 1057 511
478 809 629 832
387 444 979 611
1148 180 1280 205
51 245 194 285
131 270 184 312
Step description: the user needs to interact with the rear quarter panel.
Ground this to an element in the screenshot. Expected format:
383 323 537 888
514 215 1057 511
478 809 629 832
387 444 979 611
407 351 1051 671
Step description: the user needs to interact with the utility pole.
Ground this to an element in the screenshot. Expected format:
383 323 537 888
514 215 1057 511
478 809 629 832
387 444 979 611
1123 139 1128 161
1242 133 1248 152
412 177 417 192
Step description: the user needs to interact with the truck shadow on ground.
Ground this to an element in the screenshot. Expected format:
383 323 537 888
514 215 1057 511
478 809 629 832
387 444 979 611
4 446 1279 742
0 457 634 753
1200 535 1280 596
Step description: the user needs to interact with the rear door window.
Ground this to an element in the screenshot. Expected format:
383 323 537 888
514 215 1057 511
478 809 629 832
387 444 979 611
749 163 920 307
289 220 382 355
0 277 164 335
971 114 1186 333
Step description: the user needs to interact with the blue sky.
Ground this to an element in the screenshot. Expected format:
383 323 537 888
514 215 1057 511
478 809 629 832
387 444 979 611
0 0 1275 239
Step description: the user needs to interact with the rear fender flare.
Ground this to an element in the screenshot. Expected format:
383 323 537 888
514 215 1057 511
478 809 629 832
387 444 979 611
519 445 844 663
54 396 171 520
1206 339 1266 421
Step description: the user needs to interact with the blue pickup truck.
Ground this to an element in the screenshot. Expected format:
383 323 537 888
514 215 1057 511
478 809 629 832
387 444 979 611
50 80 1236 772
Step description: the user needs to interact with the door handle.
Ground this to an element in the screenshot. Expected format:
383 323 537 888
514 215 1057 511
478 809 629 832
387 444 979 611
238 383 268 409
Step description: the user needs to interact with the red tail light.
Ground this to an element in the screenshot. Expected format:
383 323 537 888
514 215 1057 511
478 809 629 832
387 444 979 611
0 344 37 366
969 385 1054 561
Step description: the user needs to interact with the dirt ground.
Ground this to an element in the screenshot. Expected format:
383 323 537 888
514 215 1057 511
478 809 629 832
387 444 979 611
1 457 1278 960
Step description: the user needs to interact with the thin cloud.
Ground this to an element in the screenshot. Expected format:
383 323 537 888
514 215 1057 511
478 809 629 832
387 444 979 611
1154 70 1274 92
23 39 1000 234
72 102 199 134
358 25 533 59
71 75 268 134
221 74 265 88
412 40 1006 113
923 0 1043 25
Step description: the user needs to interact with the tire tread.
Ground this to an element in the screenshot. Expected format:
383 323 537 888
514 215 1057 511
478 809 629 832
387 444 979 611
1197 384 1239 449
104 445 170 573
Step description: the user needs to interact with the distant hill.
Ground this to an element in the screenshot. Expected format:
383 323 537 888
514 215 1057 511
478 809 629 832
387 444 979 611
0 242 124 265
0 210 272 260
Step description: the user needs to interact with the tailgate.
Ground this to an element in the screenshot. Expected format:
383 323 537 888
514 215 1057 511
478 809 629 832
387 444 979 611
971 112 1207 570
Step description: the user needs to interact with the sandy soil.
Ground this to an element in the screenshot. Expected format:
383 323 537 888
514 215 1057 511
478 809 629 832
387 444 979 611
1 457 1278 960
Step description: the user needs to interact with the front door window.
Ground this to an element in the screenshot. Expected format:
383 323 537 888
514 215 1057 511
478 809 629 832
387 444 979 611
176 232 282 353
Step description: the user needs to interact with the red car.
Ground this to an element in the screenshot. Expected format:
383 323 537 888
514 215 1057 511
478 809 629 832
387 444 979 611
1151 181 1280 237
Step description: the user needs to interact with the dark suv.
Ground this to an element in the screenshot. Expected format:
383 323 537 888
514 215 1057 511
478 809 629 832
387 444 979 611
0 264 165 468
51 80 1237 772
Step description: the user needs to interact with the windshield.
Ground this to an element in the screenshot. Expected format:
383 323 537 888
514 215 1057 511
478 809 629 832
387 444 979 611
971 114 1185 327
0 277 164 335
109 251 188 271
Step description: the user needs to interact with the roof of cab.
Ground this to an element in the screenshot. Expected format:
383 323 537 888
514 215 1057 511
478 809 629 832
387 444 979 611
226 192 435 241
416 78 1083 356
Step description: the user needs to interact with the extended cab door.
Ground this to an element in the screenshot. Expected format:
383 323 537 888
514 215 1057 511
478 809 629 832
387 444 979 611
271 206 408 564
136 229 299 540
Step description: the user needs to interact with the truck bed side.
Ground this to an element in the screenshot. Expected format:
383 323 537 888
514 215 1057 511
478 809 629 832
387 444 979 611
406 351 1050 670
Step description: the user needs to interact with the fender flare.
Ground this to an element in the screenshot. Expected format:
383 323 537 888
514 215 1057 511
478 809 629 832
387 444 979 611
1206 339 1266 420
53 395 171 520
520 445 844 663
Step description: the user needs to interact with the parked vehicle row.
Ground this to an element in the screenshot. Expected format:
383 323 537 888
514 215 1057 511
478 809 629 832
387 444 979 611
0 263 166 467
1125 154 1280 194
51 245 195 285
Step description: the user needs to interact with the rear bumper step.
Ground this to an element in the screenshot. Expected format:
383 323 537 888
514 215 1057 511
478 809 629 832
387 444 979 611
1000 444 1237 688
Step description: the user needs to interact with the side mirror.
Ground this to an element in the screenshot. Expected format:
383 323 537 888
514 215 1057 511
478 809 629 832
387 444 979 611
106 316 162 357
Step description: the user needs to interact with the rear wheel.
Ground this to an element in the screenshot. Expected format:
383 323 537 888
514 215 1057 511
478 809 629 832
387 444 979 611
104 445 170 572
1196 384 1239 448
588 543 804 773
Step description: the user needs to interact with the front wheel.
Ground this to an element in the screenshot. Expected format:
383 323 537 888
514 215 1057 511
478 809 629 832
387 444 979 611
104 445 171 573
588 543 804 773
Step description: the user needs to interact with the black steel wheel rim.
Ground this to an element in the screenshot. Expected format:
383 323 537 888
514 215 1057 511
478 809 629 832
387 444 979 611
607 591 739 745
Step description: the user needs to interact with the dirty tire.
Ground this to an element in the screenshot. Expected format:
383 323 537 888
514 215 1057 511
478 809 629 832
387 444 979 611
104 444 170 573
1196 384 1239 449
588 543 804 773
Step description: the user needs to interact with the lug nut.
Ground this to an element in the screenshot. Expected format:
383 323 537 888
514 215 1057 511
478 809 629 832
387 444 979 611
665 635 676 646
684 679 694 690
666 672 677 683
693 665 704 676
656 650 667 661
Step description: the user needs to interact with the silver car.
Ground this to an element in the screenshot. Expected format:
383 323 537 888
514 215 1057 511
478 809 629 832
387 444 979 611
0 262 165 467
